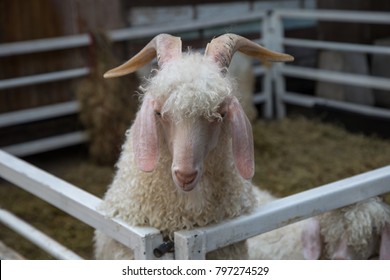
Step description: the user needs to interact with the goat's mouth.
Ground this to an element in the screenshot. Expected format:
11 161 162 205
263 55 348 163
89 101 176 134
179 181 198 192
172 169 200 192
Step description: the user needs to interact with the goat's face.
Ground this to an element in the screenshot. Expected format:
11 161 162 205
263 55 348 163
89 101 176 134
156 100 225 191
132 55 254 191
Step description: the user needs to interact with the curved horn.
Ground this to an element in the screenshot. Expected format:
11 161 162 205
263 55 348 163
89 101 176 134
205 33 294 69
104 33 182 78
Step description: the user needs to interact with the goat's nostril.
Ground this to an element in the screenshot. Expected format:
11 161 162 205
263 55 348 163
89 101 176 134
175 170 198 184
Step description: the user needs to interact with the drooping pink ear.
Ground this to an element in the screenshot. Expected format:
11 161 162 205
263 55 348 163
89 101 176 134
227 96 254 179
301 218 322 260
379 223 390 260
132 95 159 172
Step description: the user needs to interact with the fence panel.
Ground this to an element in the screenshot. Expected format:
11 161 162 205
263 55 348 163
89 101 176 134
0 149 168 260
174 165 390 259
270 9 390 118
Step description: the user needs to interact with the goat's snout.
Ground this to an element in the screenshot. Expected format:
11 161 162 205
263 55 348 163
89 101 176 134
173 169 199 191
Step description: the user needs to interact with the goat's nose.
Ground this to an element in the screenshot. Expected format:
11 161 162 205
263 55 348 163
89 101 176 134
175 170 198 185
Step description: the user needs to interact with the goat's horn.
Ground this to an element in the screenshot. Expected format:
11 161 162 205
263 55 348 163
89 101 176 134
104 33 182 78
205 33 294 69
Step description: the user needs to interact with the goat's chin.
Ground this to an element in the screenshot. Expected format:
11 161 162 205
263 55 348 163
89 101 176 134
178 182 205 213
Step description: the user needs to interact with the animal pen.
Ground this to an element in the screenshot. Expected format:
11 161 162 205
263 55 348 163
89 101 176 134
1 9 390 259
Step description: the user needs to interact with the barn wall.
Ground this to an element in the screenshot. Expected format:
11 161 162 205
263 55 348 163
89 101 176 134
0 0 125 148
0 0 124 113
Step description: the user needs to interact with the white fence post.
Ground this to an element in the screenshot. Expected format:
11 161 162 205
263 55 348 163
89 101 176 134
263 10 288 119
174 230 207 260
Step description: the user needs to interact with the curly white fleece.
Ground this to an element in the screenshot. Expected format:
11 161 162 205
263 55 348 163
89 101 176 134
319 197 390 259
141 53 236 122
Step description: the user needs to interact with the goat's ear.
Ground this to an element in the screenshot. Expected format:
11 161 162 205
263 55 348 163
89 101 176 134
132 96 159 172
301 218 322 260
380 223 390 260
227 96 254 179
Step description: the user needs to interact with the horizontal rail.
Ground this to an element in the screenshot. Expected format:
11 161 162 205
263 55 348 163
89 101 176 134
253 92 267 104
0 34 90 57
0 209 82 260
2 131 88 157
0 68 90 90
0 101 79 128
0 241 24 260
110 10 266 42
253 65 266 76
175 165 390 259
282 65 390 91
282 91 390 119
277 9 390 24
0 11 266 57
284 38 390 55
0 149 166 259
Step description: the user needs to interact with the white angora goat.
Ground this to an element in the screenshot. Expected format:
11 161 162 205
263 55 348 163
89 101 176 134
302 197 390 260
93 33 293 259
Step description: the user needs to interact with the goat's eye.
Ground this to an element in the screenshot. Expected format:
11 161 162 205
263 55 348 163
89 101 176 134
210 112 226 123
155 111 162 117
218 111 227 120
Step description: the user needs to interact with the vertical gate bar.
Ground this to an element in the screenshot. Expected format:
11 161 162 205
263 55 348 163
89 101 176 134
263 10 287 119
259 18 273 119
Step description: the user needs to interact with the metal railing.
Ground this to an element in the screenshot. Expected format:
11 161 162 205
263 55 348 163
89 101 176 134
266 9 390 118
0 149 167 260
174 165 390 259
